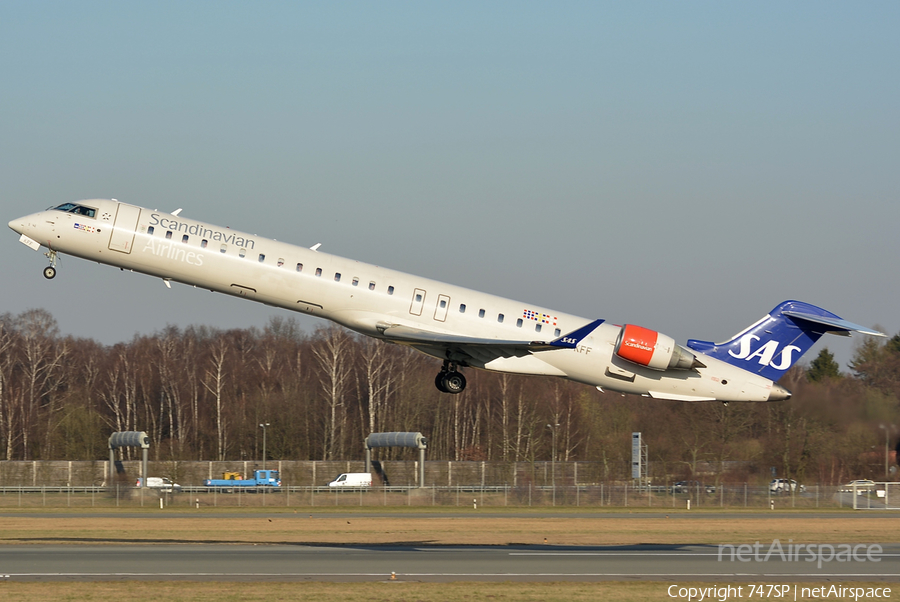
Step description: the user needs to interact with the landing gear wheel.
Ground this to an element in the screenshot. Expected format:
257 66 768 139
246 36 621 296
435 372 448 393
43 249 59 279
440 371 466 394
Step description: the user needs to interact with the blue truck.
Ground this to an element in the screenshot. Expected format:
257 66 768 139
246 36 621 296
204 469 282 488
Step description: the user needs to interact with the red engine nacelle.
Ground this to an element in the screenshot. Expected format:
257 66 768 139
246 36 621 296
614 324 704 371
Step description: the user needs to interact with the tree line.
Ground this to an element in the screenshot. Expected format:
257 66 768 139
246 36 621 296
0 308 897 485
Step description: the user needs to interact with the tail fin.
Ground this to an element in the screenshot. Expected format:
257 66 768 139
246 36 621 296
686 300 883 381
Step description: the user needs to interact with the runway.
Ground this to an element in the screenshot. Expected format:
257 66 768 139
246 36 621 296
1 543 898 582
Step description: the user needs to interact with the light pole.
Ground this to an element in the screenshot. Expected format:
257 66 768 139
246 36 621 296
547 423 559 506
879 424 894 479
259 422 270 471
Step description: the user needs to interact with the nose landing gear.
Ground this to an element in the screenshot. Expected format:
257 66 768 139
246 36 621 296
43 250 58 279
435 361 466 394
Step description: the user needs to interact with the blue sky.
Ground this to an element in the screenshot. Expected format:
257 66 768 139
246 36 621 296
2 2 898 370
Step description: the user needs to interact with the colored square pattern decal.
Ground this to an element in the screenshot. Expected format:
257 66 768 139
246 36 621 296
523 309 557 325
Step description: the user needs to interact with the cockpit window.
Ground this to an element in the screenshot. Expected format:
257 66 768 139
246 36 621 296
51 203 96 218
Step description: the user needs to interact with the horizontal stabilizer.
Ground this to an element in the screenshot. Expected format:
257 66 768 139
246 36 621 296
781 311 885 338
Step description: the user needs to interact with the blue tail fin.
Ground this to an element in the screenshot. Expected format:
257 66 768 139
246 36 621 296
686 300 883 381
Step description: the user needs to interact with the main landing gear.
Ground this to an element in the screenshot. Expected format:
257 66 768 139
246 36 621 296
43 250 58 279
435 361 466 394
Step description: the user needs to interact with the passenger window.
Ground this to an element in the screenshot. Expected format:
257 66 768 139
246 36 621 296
535 324 542 333
147 226 155 235
387 286 394 295
277 258 284 267
439 299 447 309
258 254 265 263
296 263 303 272
415 293 423 303
182 235 189 244
498 314 504 323
201 239 208 248
239 248 246 258
315 268 322 277
369 281 375 290
220 244 227 254
459 304 466 313
334 273 341 282
165 231 173 240
478 309 485 318
554 328 561 337
517 319 523 327
352 278 359 286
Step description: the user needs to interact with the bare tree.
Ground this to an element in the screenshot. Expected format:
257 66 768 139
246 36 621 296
312 325 353 460
357 337 394 436
16 310 68 460
202 337 230 461
0 314 18 459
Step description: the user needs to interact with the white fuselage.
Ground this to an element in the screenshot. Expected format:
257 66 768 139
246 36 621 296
9 199 780 402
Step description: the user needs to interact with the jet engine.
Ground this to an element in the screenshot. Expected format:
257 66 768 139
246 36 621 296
614 324 705 371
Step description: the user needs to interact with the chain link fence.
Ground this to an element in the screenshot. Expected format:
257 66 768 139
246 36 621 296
0 460 895 509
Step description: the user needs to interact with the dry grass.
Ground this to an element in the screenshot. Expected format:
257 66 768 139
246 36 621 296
0 512 896 546
0 582 896 602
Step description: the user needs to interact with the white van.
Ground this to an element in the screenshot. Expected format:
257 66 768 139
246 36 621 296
135 477 182 492
328 473 372 487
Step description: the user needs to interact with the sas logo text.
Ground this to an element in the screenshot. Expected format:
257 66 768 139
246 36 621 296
728 334 800 371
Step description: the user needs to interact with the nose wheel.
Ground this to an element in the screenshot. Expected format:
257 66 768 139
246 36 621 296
43 249 59 279
435 362 466 394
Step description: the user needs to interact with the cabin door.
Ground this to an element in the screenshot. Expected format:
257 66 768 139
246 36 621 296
108 203 142 253
409 288 426 316
434 294 450 322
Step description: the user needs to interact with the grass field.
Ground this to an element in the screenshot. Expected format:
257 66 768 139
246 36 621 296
0 582 894 602
1 507 898 546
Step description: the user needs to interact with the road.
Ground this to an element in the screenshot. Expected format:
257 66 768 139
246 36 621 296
1 543 898 582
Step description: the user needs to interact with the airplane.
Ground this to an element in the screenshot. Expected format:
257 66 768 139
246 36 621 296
8 199 885 402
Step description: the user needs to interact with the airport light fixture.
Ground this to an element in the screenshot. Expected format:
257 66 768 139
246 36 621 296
878 424 895 479
260 422 270 470
547 423 560 506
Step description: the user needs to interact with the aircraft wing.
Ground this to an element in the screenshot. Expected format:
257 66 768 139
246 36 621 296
378 319 604 363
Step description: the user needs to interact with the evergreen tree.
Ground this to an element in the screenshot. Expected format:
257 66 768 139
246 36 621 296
807 347 841 382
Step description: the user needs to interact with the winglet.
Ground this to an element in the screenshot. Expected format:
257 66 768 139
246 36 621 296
541 319 604 349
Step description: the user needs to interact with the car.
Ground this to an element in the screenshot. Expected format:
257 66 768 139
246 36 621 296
671 480 716 494
135 477 182 493
840 479 876 492
769 479 805 494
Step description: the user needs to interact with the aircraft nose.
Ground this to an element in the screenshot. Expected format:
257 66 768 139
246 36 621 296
8 217 25 235
767 384 792 402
